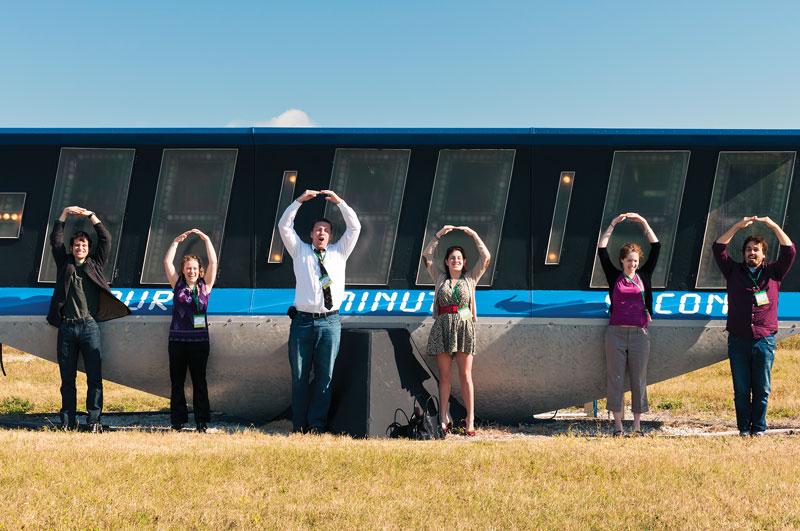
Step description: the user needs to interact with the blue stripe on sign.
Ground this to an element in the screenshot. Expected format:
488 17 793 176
2 287 800 320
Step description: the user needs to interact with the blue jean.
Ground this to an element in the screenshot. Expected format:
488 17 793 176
727 334 776 434
57 318 103 426
288 313 341 431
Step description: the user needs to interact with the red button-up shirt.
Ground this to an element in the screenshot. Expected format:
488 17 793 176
712 242 796 339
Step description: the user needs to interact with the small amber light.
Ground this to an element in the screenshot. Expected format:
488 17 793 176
288 174 297 183
11 213 18 221
562 175 572 184
548 253 558 261
272 254 282 262
2 213 9 220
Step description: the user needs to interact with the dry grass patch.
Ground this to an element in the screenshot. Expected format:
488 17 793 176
0 346 168 415
1 431 799 529
647 344 800 424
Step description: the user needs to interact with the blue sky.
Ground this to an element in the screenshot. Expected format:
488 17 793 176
2 1 799 129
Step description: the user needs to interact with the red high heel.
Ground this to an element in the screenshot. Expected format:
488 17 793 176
460 419 476 436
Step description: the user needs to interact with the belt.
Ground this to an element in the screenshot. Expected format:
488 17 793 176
61 315 94 325
297 310 339 319
439 305 459 314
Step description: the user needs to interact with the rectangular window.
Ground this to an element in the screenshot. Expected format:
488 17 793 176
415 149 515 287
545 172 575 264
696 151 796 289
0 192 26 239
323 149 411 285
140 149 238 284
38 148 135 283
268 171 299 263
590 151 690 289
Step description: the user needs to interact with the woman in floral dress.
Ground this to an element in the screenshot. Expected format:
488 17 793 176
422 225 491 436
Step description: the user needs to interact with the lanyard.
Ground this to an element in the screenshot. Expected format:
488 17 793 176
314 247 326 265
190 284 201 313
451 275 463 300
747 268 763 290
623 272 646 306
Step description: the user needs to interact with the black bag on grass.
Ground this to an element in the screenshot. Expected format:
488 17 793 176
386 395 445 440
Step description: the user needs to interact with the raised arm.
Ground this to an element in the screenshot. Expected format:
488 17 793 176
598 214 628 248
50 207 77 265
626 213 659 243
193 229 218 291
756 216 793 246
458 226 491 281
86 210 111 270
716 216 756 245
278 190 318 259
51 206 100 266
322 190 361 258
164 231 191 289
422 225 455 277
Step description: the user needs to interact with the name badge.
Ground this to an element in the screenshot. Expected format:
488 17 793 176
457 305 472 321
754 290 769 306
193 315 206 328
319 273 332 289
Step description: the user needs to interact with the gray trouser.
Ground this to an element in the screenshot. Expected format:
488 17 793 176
605 325 650 414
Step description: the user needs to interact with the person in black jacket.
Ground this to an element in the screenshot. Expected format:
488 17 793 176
597 213 660 437
47 206 130 432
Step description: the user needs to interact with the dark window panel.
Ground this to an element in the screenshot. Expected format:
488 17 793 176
696 151 795 289
0 192 26 239
589 151 690 289
38 148 135 283
323 149 410 285
545 172 575 265
141 149 237 284
268 171 299 263
415 149 515 287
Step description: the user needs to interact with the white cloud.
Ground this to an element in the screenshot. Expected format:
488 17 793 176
227 109 317 127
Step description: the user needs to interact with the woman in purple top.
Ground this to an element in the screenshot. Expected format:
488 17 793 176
164 229 218 432
597 213 660 437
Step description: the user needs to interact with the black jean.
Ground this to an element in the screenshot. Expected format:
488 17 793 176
57 318 103 427
168 340 211 425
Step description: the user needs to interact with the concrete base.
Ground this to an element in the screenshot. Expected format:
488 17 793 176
328 329 442 438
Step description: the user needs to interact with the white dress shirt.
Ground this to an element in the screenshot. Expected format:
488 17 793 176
278 200 361 313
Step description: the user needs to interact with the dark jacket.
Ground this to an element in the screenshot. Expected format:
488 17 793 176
46 220 131 327
597 242 661 317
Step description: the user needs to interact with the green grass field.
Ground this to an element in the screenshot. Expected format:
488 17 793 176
1 343 800 529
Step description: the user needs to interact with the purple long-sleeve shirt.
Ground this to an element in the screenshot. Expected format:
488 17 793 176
712 242 796 339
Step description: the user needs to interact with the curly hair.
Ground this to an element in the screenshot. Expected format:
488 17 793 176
619 242 644 263
742 235 768 257
180 255 205 279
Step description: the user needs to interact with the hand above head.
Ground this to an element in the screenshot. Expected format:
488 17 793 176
173 230 192 244
625 213 648 225
735 216 757 230
755 216 778 228
61 206 89 217
297 190 320 203
755 216 792 245
320 190 343 204
191 228 210 241
456 225 477 237
611 213 628 226
436 225 456 238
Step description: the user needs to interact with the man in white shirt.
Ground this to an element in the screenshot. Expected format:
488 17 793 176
278 189 361 433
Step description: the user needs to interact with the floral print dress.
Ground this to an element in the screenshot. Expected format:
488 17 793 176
426 276 476 357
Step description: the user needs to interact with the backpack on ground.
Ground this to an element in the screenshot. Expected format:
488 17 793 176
386 395 446 440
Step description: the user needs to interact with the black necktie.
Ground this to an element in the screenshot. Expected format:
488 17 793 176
315 249 333 310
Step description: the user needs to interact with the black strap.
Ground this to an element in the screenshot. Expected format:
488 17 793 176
0 343 5 376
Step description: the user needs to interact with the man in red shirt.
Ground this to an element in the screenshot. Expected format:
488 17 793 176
713 216 795 437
